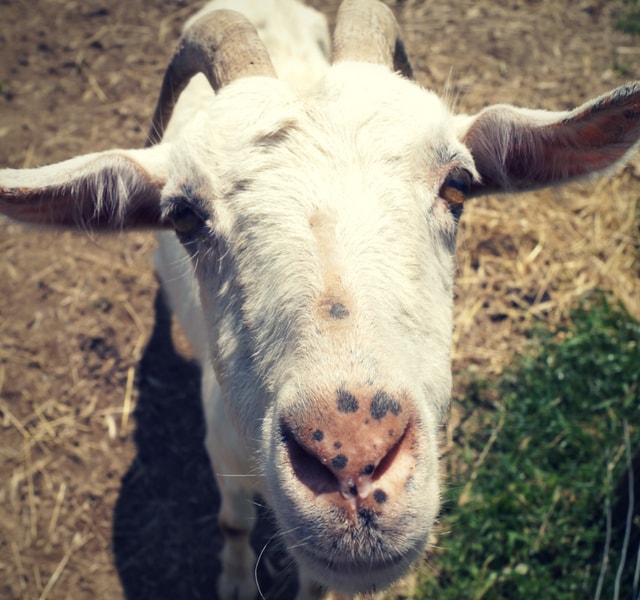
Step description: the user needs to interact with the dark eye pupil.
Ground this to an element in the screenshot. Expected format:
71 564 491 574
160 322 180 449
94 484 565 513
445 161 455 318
447 176 470 195
447 168 472 194
439 168 472 218
172 206 202 234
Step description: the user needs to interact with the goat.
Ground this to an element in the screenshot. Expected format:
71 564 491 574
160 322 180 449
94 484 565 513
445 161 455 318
1 0 639 598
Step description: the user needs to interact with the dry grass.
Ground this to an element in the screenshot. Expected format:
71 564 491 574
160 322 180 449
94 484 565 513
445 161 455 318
453 170 640 378
0 0 638 598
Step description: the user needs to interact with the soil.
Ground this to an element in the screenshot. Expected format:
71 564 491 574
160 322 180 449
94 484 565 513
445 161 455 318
0 1 638 599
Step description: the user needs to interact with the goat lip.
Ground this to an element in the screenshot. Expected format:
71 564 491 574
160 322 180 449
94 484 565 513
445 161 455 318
289 545 420 595
290 538 417 581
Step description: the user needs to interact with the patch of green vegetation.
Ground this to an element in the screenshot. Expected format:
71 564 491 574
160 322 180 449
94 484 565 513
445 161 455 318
617 0 640 34
417 293 640 599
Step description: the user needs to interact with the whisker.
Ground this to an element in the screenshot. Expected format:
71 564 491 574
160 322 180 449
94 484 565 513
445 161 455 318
254 531 279 600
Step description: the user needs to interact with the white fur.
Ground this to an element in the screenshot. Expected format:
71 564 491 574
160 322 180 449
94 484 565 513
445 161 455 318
156 54 467 595
152 4 472 594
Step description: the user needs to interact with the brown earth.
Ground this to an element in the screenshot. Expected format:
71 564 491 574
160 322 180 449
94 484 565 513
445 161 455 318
0 0 638 599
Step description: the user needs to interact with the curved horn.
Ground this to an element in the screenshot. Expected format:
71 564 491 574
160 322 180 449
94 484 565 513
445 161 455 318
147 10 276 146
331 0 412 79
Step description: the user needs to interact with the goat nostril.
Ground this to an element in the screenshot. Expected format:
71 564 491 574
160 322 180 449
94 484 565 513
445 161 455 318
282 421 341 495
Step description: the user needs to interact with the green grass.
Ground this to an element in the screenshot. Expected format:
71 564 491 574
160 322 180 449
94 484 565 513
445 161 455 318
417 293 640 599
617 0 640 34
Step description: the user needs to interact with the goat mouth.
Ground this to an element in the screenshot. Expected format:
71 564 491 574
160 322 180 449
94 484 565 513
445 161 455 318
289 537 421 592
300 544 408 571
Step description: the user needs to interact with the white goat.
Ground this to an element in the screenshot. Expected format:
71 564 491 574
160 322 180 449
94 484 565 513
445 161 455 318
1 0 639 598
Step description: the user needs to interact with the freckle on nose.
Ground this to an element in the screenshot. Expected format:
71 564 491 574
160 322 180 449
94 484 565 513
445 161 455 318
370 390 401 420
373 489 388 504
329 302 350 319
336 389 359 413
332 454 348 470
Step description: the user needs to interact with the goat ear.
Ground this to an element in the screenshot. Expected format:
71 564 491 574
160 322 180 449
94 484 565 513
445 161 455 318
458 82 640 196
0 146 170 230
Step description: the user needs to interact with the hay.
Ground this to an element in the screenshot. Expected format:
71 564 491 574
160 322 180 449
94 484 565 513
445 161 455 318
0 0 638 598
453 165 640 378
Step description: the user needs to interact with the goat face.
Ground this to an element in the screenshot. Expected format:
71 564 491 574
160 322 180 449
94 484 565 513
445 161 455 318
165 65 469 590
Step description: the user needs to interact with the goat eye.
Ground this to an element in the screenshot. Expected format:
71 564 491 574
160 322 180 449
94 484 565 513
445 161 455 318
440 168 472 213
170 204 204 236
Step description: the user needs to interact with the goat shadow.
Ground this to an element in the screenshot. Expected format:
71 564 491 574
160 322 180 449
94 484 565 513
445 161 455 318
113 287 297 599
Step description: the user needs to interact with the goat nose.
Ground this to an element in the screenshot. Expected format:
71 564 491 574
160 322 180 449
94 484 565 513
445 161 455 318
281 389 414 503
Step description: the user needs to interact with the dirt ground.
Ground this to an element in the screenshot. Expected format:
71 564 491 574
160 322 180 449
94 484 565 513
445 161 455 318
0 0 638 599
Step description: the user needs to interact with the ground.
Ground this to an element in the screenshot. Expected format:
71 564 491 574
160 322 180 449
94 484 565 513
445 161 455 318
0 0 638 598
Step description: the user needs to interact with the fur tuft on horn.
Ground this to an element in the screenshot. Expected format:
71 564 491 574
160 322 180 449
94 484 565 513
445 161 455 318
147 9 276 146
331 0 412 79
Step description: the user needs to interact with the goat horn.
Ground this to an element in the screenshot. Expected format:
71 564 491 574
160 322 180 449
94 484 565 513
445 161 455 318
331 0 413 79
147 10 277 146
